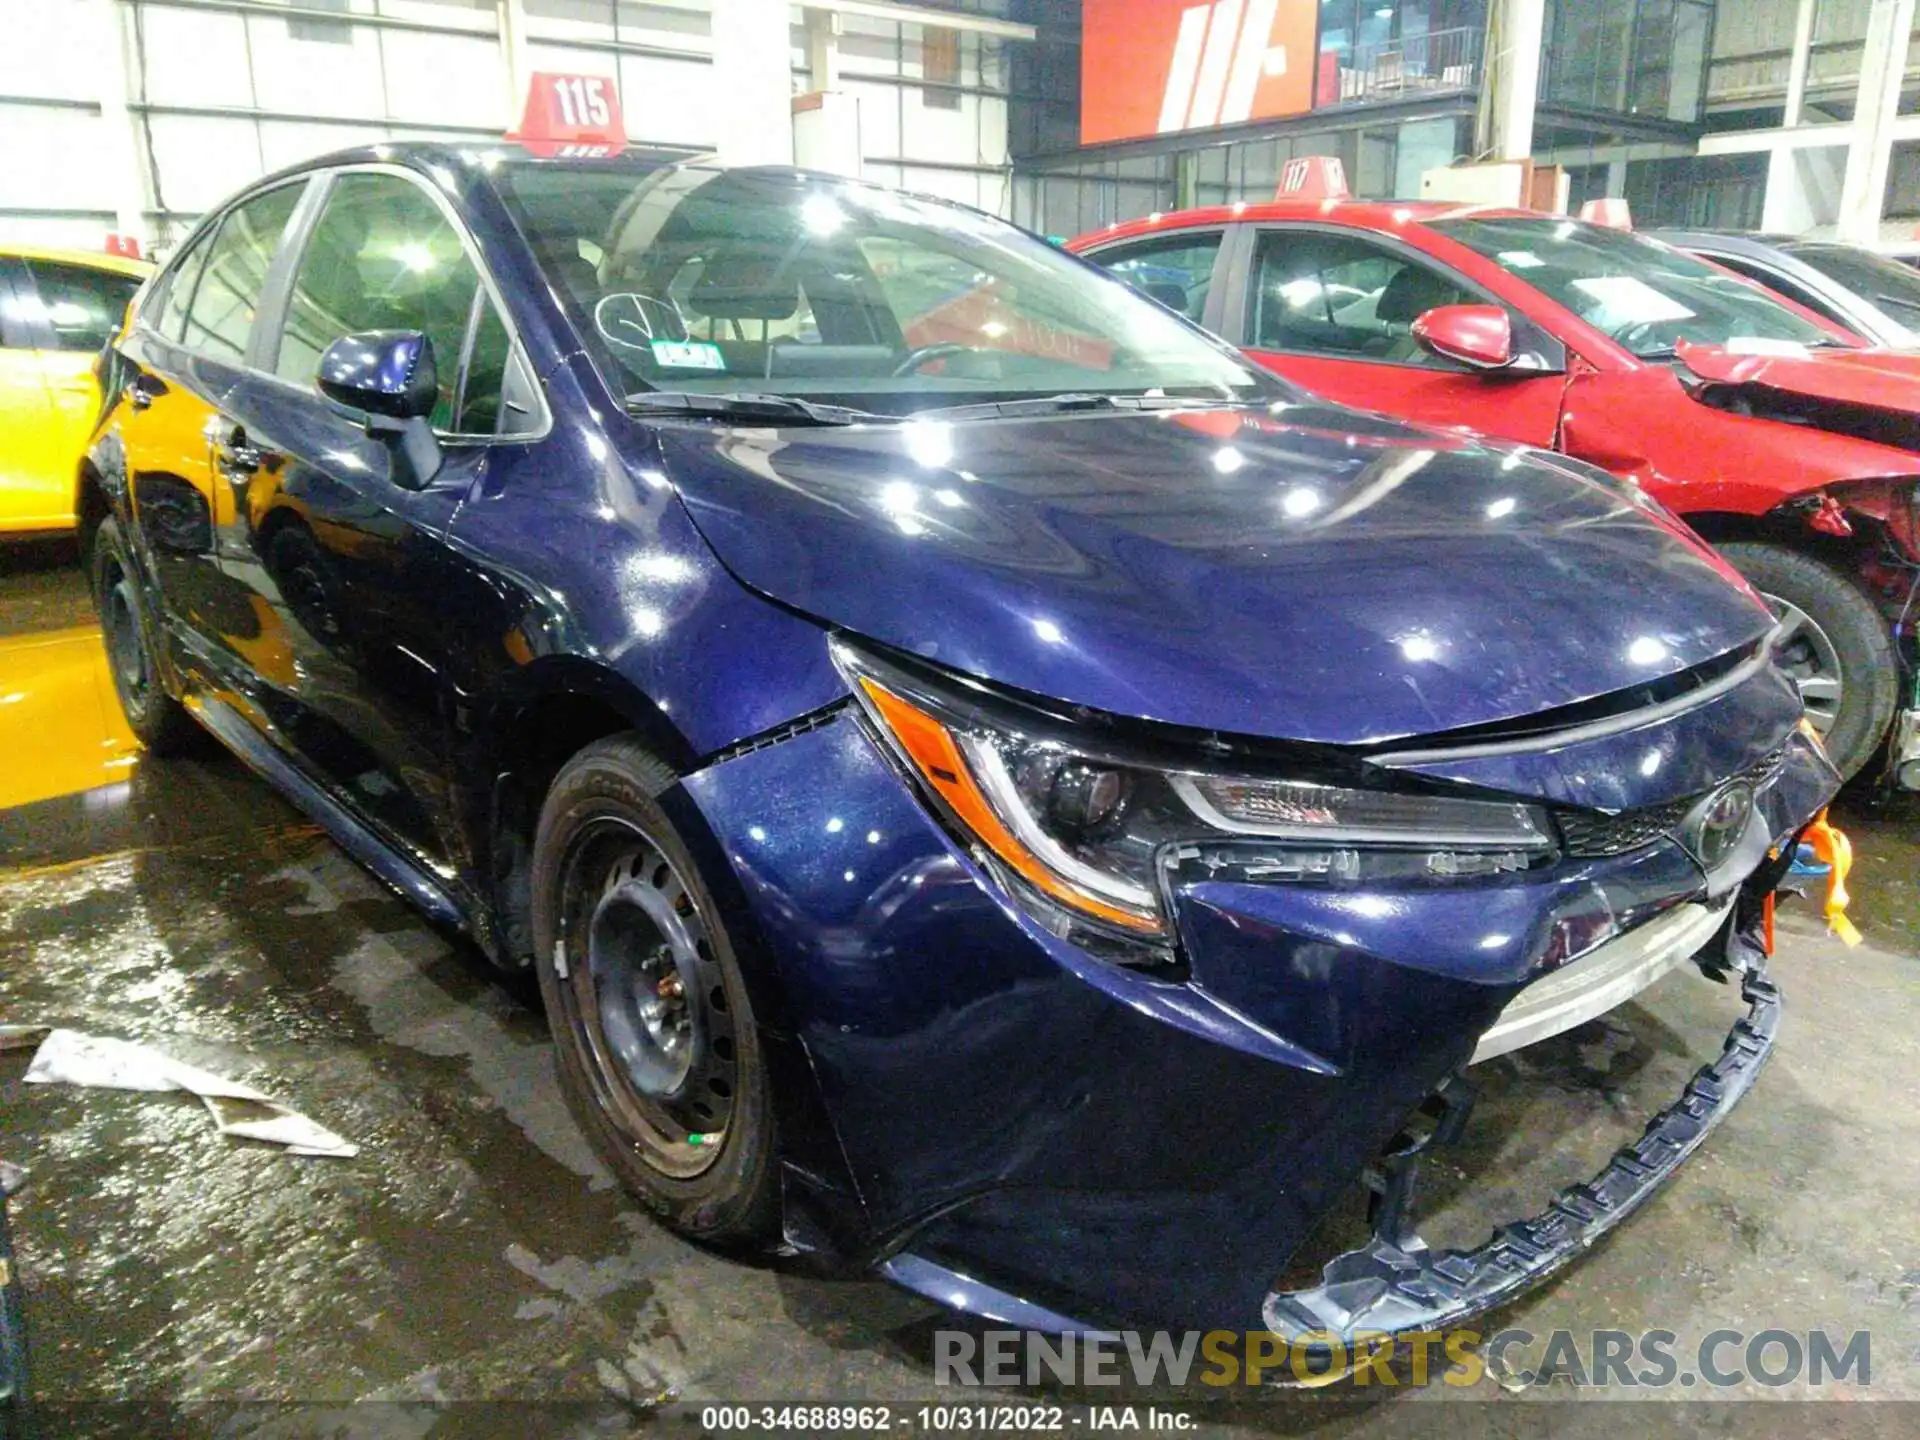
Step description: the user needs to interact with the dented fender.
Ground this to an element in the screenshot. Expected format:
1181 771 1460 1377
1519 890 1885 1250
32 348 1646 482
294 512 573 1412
1557 363 1920 551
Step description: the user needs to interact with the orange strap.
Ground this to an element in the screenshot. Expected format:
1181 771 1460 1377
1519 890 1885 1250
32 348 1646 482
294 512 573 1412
1803 809 1861 947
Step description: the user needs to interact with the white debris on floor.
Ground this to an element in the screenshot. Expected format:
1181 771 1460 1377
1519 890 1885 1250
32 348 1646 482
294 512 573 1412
6 1026 358 1158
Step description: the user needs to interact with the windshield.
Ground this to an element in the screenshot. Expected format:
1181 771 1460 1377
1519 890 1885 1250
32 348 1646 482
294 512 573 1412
1781 241 1920 335
1426 216 1839 359
494 160 1275 415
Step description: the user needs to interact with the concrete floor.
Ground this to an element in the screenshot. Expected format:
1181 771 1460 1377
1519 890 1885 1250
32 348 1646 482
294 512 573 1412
1 544 1916 1437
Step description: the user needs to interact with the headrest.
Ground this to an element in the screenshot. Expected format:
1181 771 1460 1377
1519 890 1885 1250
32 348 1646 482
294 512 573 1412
1374 266 1461 326
688 250 800 321
1139 280 1189 312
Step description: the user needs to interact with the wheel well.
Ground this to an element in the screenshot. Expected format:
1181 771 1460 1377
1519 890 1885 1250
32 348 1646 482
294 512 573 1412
1683 509 1876 568
487 690 687 970
75 464 111 560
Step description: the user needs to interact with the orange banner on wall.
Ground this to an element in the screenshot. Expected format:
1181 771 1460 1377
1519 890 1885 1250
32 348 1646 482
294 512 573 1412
1081 0 1319 146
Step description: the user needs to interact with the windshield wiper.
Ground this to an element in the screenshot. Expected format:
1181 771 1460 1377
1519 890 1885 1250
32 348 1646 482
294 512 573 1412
625 391 884 426
915 391 1235 422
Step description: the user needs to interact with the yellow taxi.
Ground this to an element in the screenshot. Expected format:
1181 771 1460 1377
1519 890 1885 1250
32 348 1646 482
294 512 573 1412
1 245 152 538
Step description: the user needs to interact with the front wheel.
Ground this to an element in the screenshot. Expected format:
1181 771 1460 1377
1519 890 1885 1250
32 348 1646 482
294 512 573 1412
530 734 778 1242
1717 541 1897 781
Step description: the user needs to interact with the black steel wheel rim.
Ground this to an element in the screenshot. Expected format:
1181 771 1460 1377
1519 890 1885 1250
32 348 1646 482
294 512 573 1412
557 817 737 1179
102 559 149 709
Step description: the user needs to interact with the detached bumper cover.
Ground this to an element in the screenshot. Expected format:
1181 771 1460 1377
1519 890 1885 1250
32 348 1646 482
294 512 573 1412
1263 964 1780 1343
1468 898 1732 1064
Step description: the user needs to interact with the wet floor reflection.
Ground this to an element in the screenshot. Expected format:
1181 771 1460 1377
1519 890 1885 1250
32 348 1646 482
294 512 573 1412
0 624 138 809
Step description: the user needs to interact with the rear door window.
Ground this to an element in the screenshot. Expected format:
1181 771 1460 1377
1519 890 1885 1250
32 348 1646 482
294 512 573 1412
180 183 305 363
1087 233 1224 323
0 258 38 349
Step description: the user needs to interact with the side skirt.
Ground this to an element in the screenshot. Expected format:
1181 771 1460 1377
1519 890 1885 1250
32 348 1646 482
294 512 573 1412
184 693 468 932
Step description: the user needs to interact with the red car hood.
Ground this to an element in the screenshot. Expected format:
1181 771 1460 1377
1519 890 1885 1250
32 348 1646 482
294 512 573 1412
1676 339 1920 414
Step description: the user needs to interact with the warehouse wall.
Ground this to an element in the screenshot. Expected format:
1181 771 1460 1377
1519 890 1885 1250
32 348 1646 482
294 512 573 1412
0 0 1017 254
1709 0 1920 115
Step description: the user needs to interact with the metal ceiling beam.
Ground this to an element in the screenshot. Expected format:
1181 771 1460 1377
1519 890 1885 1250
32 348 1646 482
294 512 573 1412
802 1 1035 42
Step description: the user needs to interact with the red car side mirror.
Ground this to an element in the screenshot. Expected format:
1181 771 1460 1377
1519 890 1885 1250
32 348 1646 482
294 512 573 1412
1412 304 1514 371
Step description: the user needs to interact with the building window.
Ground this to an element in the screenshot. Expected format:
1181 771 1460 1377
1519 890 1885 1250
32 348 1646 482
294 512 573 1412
923 26 961 110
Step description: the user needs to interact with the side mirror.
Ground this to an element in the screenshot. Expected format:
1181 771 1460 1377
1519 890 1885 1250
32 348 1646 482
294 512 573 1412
1411 304 1514 371
316 330 442 487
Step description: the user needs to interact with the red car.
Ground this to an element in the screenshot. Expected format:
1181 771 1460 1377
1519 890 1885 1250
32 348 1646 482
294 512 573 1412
1070 202 1920 783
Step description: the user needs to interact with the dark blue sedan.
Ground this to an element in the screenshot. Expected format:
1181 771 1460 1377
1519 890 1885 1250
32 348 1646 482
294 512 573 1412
80 145 1837 1340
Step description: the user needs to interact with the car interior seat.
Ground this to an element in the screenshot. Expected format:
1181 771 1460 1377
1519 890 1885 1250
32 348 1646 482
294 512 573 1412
1374 265 1469 361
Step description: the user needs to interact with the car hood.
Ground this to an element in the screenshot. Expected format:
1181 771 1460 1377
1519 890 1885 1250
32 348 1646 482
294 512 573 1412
1677 338 1920 414
656 402 1775 746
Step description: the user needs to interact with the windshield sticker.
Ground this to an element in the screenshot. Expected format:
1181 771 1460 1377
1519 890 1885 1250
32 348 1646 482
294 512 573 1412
1497 250 1545 269
650 339 727 371
1724 336 1813 357
1570 276 1694 328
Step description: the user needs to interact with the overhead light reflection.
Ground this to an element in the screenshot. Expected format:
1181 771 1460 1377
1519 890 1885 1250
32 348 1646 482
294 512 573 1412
903 420 954 469
803 194 847 234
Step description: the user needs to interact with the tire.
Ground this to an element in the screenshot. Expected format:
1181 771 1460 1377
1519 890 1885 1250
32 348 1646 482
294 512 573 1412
90 515 198 755
1718 541 1897 781
531 734 778 1243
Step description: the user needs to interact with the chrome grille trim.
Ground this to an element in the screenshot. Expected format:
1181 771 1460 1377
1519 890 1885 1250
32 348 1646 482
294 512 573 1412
1373 627 1784 767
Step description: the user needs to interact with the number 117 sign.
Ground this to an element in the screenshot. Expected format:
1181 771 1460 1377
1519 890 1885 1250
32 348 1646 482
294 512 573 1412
507 72 627 158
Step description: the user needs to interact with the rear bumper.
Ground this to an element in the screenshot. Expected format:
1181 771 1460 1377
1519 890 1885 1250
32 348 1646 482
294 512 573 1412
1264 963 1779 1343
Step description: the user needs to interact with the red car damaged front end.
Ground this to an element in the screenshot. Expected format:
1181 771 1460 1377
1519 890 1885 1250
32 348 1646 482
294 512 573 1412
1564 339 1920 786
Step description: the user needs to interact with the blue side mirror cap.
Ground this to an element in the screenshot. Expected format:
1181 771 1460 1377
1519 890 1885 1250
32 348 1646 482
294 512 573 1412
317 330 438 421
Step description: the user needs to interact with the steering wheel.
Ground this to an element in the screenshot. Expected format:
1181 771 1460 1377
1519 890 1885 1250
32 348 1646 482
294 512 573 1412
595 292 682 353
891 342 976 377
1613 320 1667 355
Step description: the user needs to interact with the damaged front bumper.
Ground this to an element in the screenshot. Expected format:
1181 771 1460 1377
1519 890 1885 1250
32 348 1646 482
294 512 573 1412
680 671 1837 1335
1265 958 1779 1343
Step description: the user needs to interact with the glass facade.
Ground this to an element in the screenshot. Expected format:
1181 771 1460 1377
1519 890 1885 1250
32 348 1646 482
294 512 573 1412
1317 0 1486 98
1010 0 1486 237
1010 0 1724 240
1010 113 1468 237
1541 0 1713 123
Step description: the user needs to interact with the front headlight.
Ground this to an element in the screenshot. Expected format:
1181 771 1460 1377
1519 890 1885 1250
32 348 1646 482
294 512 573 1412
835 643 1556 949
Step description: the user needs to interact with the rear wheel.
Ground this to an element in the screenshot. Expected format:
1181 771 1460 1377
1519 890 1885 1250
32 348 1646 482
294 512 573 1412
531 734 777 1242
90 515 197 754
1718 541 1896 781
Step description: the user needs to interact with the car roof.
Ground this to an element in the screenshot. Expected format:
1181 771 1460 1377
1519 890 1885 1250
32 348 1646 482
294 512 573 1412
1644 229 1801 256
1072 199 1550 248
243 139 934 202
0 243 152 277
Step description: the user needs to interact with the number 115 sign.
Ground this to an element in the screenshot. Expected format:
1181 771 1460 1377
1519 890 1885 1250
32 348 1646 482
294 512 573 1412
507 72 627 158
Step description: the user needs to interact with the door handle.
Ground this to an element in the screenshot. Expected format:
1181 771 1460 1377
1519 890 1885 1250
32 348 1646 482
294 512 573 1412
214 426 268 481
